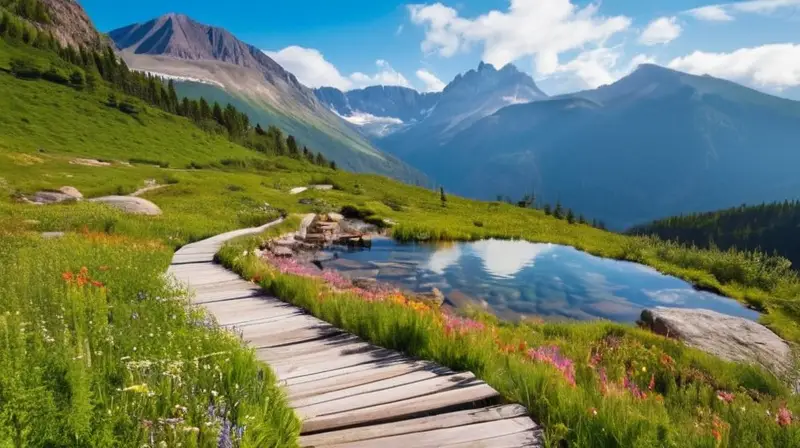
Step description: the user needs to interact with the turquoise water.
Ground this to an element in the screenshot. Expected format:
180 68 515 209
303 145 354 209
322 237 760 323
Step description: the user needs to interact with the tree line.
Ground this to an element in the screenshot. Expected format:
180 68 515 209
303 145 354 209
629 200 800 269
1 6 337 169
497 192 607 230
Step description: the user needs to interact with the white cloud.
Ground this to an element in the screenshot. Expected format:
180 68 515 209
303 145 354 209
396 24 405 35
686 5 734 21
638 16 682 46
264 47 412 90
408 0 631 77
733 0 800 14
416 69 446 92
350 60 413 89
668 43 800 89
265 46 352 90
546 48 656 90
684 0 800 21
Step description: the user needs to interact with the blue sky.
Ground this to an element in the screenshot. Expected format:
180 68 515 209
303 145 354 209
82 0 800 98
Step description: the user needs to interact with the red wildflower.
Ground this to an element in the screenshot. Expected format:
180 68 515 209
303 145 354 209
648 374 655 391
91 280 104 288
518 341 528 353
62 272 74 283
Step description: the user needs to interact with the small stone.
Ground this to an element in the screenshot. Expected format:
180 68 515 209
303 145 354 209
327 212 345 222
312 184 334 191
352 277 380 291
58 186 83 199
271 246 294 257
41 231 65 239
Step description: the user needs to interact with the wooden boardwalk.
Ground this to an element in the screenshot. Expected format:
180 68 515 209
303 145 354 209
168 220 544 447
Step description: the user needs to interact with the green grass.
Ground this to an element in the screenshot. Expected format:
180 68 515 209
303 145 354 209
0 230 299 447
218 219 800 447
2 38 800 447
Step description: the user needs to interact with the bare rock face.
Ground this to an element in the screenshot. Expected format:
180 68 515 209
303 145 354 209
40 0 105 49
89 196 162 215
640 307 792 377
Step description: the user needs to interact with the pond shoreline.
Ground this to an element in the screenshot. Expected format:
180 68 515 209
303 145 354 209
260 214 761 326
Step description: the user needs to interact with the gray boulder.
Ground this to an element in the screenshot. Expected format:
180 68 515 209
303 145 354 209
33 191 78 204
640 307 793 377
89 196 162 215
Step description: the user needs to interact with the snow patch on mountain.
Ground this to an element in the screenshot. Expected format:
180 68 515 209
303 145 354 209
139 70 225 88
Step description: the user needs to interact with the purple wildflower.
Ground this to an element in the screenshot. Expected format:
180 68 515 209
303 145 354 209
218 419 232 448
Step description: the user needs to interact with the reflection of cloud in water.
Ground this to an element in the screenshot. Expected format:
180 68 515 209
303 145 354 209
581 271 629 303
469 239 553 279
643 289 689 305
424 244 462 274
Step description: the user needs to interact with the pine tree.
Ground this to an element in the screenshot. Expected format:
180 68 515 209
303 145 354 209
255 123 266 135
286 135 300 157
554 201 564 219
578 214 587 225
315 152 326 166
566 209 575 224
180 97 190 117
440 187 447 207
199 98 212 120
543 204 552 216
167 80 179 113
212 102 224 126
329 161 337 170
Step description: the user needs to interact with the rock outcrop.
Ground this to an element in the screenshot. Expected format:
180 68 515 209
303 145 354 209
89 196 162 215
640 307 793 377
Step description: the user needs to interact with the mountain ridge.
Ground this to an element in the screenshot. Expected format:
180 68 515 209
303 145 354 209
385 63 800 228
109 13 427 184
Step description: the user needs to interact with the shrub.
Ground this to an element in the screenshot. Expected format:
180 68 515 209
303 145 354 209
69 70 85 88
118 100 137 115
42 66 70 85
9 57 43 79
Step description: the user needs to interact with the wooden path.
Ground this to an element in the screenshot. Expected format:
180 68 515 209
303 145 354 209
167 220 544 447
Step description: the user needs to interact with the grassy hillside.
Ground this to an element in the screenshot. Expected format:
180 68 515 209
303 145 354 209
173 80 429 185
1 35 800 447
630 200 800 271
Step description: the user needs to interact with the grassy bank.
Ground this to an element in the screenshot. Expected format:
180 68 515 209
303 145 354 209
219 218 800 447
0 229 299 446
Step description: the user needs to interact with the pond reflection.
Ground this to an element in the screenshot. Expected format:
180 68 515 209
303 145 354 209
322 238 760 323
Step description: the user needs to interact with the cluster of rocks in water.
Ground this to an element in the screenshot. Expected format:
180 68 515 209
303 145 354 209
260 213 446 308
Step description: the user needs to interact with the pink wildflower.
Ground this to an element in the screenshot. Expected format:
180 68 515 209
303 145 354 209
527 346 576 387
623 372 647 399
441 314 485 336
777 406 793 427
716 391 735 404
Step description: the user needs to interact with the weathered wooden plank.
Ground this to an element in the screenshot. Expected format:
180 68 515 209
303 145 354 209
265 340 380 368
316 417 537 448
301 382 500 434
241 313 327 337
192 288 265 304
203 297 296 322
263 334 364 362
443 430 544 448
298 404 529 447
251 324 343 350
282 357 414 387
292 367 454 408
273 347 401 381
297 372 477 419
286 360 427 400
